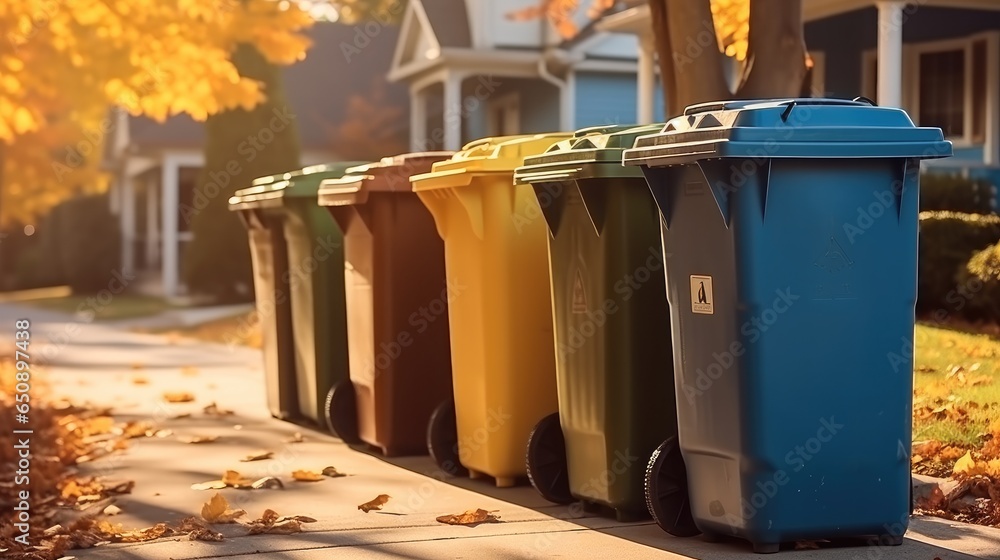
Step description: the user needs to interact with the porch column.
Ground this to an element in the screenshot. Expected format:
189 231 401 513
987 34 999 166
410 86 428 152
161 157 179 299
443 72 463 151
638 35 656 124
146 178 160 268
120 174 136 278
876 1 904 108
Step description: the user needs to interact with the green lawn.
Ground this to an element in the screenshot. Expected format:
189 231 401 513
913 322 1000 448
22 294 174 321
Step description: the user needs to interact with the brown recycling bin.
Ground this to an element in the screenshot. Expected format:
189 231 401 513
317 152 455 457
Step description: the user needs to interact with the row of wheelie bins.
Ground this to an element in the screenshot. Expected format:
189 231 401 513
229 98 952 554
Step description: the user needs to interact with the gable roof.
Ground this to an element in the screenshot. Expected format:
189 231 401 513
421 0 471 48
124 21 408 153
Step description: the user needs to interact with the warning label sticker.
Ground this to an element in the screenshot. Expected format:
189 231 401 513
572 270 588 314
691 275 714 315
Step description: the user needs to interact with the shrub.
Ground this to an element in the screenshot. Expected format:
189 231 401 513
920 173 997 214
954 242 1000 320
50 194 123 293
917 211 1000 315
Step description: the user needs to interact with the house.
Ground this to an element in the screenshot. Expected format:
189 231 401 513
103 22 409 299
599 0 1000 196
388 0 668 152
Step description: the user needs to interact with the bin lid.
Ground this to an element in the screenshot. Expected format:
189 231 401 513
410 133 573 191
317 152 453 207
513 123 663 185
228 161 368 210
622 98 953 168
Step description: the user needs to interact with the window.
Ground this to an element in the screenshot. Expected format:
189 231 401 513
918 49 965 137
864 32 998 146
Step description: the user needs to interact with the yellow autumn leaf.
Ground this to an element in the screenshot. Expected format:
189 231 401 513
201 493 246 524
222 470 254 487
953 451 976 476
163 392 195 403
291 470 324 482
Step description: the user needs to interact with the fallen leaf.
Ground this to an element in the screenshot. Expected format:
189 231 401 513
169 413 192 420
954 451 976 476
201 493 246 524
795 541 821 550
131 375 149 385
912 454 924 465
322 466 348 478
244 509 317 535
179 435 219 444
103 505 122 516
292 470 324 482
917 484 946 510
222 470 256 488
240 451 274 462
285 432 304 443
251 477 284 490
358 494 391 513
191 480 228 491
435 508 502 526
163 392 195 403
178 517 225 541
203 402 234 416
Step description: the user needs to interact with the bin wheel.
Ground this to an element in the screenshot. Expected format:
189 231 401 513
526 413 573 505
324 381 362 444
645 437 700 537
427 399 468 477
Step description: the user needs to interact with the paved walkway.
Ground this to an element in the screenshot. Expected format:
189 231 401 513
1 302 998 560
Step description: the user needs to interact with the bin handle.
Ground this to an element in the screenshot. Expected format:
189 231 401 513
852 96 877 106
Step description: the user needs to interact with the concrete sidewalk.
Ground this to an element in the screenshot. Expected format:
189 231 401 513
2 302 998 560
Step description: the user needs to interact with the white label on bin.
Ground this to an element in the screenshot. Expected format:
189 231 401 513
691 275 714 315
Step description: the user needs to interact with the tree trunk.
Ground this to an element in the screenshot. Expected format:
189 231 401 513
736 0 808 98
648 0 731 116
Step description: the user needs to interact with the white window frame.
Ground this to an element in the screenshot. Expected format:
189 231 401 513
860 31 999 155
487 92 520 137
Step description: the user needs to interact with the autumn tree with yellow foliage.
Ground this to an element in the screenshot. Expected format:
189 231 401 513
0 0 315 226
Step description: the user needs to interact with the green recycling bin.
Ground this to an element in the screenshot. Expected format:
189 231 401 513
229 187 298 421
230 162 366 428
513 124 677 521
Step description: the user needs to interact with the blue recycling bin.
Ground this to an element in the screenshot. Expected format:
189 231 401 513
622 98 952 553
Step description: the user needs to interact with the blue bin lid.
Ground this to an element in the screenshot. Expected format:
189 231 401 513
622 98 953 167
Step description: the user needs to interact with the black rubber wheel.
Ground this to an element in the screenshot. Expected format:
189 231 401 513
645 437 700 537
426 399 468 477
324 381 362 444
526 413 573 504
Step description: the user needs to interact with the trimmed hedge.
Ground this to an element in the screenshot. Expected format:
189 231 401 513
920 173 997 214
955 241 1000 320
918 211 1000 316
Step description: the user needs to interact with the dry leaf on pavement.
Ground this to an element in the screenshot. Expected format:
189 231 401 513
240 451 274 462
103 505 122 516
132 375 149 385
179 435 219 444
203 402 234 416
170 412 192 420
178 517 225 541
245 509 317 535
191 480 228 491
251 477 285 490
163 392 195 403
435 509 501 526
285 432 305 443
322 466 348 478
201 493 247 524
358 494 391 513
291 470 324 482
222 470 255 488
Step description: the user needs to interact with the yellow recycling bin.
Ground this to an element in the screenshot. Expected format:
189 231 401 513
411 133 571 488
